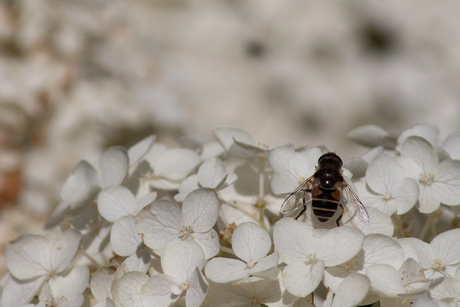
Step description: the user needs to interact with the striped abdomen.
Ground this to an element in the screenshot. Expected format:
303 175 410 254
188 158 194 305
311 186 341 222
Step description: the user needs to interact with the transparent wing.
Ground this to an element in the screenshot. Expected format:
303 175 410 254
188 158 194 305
280 176 314 215
340 178 370 224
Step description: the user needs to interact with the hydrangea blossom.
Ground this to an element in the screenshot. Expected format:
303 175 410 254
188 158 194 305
3 123 460 307
355 153 419 216
273 218 364 297
136 188 220 259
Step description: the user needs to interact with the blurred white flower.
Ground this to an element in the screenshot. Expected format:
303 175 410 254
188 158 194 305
23 266 89 307
2 228 82 307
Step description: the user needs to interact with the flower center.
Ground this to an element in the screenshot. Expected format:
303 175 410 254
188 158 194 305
419 172 434 186
341 256 359 273
180 281 190 291
433 258 446 272
304 254 318 266
179 225 194 240
383 193 392 201
247 261 255 269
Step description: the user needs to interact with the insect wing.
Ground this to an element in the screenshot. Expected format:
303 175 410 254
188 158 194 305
341 179 370 224
280 176 313 215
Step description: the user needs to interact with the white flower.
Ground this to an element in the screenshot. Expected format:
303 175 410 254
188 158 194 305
398 136 460 213
273 218 364 297
348 207 394 237
175 157 237 202
398 229 460 278
136 188 220 259
366 258 443 300
90 266 118 303
23 266 89 307
324 233 404 293
205 222 279 283
2 228 82 307
116 271 149 307
140 240 208 307
356 154 419 216
143 145 201 190
343 146 384 179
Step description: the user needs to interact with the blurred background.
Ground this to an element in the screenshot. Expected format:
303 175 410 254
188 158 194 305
1 0 460 276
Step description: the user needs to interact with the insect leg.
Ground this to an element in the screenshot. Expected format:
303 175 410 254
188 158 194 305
294 190 308 220
336 203 344 227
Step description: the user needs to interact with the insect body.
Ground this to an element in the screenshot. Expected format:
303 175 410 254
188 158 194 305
280 152 370 226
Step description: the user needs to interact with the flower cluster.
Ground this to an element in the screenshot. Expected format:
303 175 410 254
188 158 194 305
2 124 460 307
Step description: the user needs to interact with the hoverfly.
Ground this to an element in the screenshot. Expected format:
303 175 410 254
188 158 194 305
280 152 370 226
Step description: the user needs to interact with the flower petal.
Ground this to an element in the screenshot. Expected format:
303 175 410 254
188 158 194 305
97 186 137 222
98 146 129 188
204 258 249 283
232 222 271 263
433 159 460 206
136 200 182 251
366 154 404 195
197 157 228 189
193 230 220 259
117 271 149 307
141 274 181 307
90 266 117 301
400 136 438 173
182 188 220 233
111 216 142 256
317 227 364 267
331 273 370 307
128 135 156 166
153 148 201 181
161 240 206 283
60 161 97 201
430 228 460 265
366 264 405 297
186 268 209 307
282 260 325 297
273 218 318 264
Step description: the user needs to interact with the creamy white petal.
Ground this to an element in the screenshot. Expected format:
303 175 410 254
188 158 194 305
161 240 206 283
90 266 117 301
204 258 249 283
153 148 201 181
366 154 404 195
331 273 370 307
141 274 181 307
430 228 460 265
282 260 325 297
400 136 438 173
111 216 142 256
117 271 149 307
232 222 271 263
98 146 129 188
128 135 156 166
97 186 137 222
197 157 228 189
193 230 220 260
136 200 182 250
60 160 98 201
182 188 220 233
317 227 364 267
273 218 318 264
366 264 405 297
